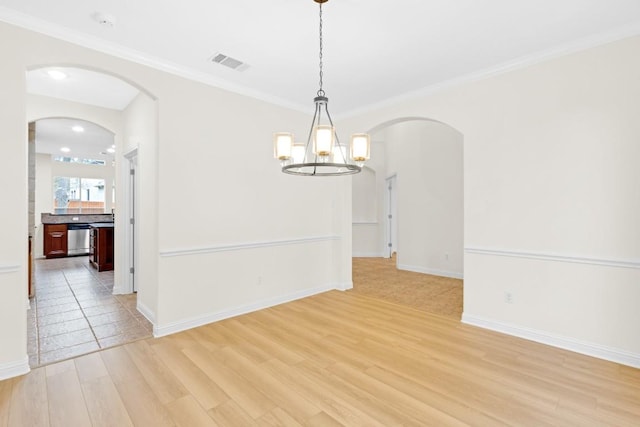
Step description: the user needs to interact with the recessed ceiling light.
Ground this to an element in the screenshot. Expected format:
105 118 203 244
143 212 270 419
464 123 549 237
60 147 71 153
106 147 115 154
47 70 67 80
72 125 84 133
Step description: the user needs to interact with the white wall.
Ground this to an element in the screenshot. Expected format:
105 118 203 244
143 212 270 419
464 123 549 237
121 93 158 315
0 37 28 378
340 35 640 367
385 121 463 278
0 21 349 376
352 120 464 279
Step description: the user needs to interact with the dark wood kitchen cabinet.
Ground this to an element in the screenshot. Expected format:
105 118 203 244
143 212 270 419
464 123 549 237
43 224 67 258
89 225 114 271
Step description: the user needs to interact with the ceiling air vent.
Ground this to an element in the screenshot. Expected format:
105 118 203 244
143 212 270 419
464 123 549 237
210 53 249 71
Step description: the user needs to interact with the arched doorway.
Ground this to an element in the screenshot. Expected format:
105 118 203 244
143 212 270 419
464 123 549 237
351 117 464 319
26 65 158 366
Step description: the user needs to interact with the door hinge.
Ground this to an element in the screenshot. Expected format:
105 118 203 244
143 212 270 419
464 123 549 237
388 243 392 247
130 267 135 274
130 169 135 175
130 218 135 225
388 214 392 219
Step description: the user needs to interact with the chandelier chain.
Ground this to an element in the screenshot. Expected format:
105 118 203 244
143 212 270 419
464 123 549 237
318 3 325 97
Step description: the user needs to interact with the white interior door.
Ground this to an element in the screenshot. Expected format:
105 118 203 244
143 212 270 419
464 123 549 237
386 175 398 258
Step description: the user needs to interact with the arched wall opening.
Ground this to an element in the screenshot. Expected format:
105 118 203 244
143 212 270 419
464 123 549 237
29 116 116 260
352 117 464 279
25 65 159 334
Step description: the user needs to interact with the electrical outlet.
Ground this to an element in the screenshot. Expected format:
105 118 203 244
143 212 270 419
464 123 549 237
504 291 514 304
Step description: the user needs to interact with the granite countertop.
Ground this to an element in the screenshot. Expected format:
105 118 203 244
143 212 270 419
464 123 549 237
41 213 114 224
89 223 115 228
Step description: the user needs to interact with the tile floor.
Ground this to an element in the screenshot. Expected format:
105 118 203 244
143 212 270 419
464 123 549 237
27 256 153 367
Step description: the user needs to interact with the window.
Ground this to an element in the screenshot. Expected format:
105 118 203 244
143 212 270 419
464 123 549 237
54 177 106 214
54 156 106 166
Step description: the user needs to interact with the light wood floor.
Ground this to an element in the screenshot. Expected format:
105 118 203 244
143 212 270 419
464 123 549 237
1 291 639 426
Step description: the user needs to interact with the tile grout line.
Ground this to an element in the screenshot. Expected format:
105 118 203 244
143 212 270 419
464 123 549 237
61 268 103 350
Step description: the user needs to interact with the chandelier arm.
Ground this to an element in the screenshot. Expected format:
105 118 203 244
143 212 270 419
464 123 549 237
323 105 347 163
307 102 320 164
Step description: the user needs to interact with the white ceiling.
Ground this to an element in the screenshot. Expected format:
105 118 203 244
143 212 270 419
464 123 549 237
34 118 115 161
3 0 640 115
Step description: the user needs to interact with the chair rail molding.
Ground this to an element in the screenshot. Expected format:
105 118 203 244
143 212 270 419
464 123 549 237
0 264 20 274
465 247 640 270
160 235 340 258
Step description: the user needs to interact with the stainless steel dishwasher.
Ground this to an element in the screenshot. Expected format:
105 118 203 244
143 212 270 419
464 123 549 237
67 223 91 256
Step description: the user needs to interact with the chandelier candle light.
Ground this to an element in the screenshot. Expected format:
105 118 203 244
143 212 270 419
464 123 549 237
273 0 370 176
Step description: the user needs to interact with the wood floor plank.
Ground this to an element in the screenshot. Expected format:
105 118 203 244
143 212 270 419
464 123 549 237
220 318 306 365
80 374 133 427
151 338 229 410
124 339 189 404
166 395 219 427
210 346 322 423
182 344 277 419
45 360 91 427
100 345 176 426
74 351 109 382
255 408 303 427
0 378 14 427
8 368 48 427
100 345 145 384
261 358 408 427
115 377 176 427
305 411 345 427
208 400 258 427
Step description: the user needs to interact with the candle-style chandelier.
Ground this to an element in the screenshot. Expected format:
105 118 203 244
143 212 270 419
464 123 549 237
273 0 370 176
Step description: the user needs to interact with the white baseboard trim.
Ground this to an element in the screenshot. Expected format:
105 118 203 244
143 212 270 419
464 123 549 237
352 252 385 258
160 235 340 258
111 286 129 295
334 281 353 291
136 300 156 325
462 313 640 369
0 356 30 381
398 263 464 280
153 284 336 338
465 247 640 270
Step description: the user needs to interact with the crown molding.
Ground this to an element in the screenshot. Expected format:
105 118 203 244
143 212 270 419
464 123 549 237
0 6 308 114
339 21 640 119
2 6 640 119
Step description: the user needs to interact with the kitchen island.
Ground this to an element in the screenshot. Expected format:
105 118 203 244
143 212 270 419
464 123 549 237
89 223 115 271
